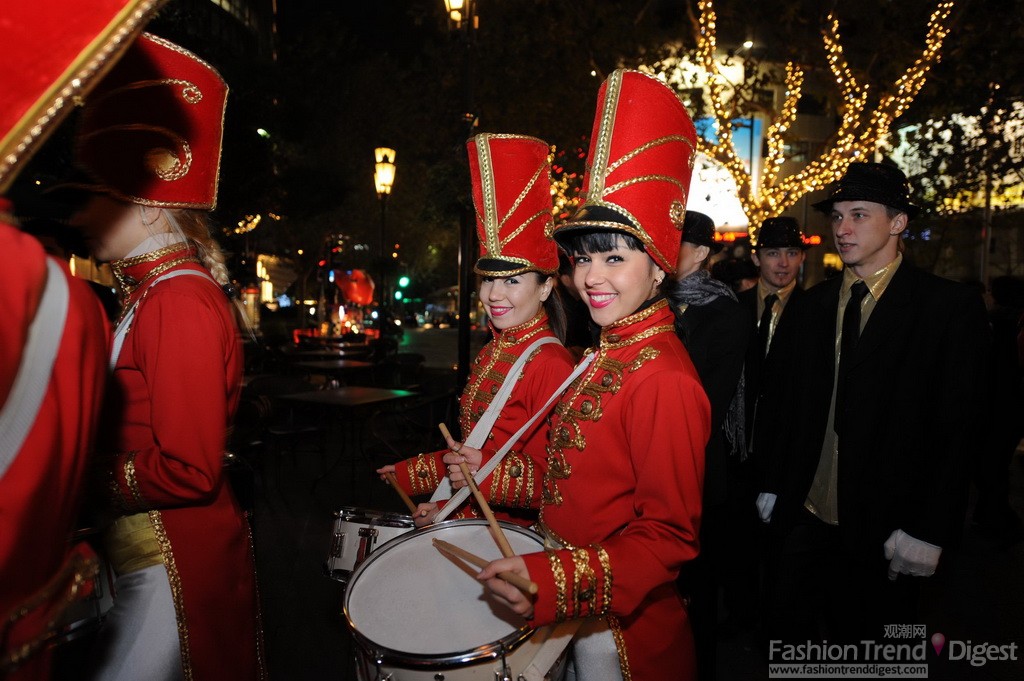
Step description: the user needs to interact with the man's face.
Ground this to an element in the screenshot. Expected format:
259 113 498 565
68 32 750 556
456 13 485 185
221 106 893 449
753 247 805 291
830 200 906 277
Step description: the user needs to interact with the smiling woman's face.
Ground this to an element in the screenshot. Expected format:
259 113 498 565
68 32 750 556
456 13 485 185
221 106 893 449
572 235 662 327
479 272 552 330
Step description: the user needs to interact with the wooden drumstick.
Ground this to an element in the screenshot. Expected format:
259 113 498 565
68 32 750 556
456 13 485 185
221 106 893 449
432 538 538 595
384 471 419 515
438 423 515 559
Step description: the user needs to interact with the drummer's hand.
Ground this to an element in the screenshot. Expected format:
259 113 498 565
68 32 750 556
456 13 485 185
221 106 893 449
375 463 396 482
477 556 535 620
413 502 438 527
440 434 482 490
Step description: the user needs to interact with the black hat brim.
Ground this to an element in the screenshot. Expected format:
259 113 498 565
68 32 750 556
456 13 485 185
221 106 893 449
812 187 920 219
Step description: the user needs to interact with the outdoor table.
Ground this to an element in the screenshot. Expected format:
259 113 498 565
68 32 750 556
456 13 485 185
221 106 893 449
287 348 373 360
278 387 418 487
291 360 375 386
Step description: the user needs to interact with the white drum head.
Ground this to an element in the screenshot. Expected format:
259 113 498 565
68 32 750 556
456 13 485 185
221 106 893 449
344 520 543 658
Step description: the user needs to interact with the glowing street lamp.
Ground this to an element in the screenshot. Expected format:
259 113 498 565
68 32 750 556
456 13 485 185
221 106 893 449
443 0 470 28
442 0 478 391
374 147 396 311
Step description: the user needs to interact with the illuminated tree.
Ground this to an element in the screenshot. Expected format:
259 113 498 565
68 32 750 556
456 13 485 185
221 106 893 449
656 0 956 241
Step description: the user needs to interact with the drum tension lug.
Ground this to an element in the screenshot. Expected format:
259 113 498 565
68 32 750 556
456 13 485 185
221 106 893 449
374 656 392 681
495 643 512 681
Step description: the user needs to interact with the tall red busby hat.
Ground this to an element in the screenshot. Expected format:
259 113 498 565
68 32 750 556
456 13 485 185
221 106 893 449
72 33 228 210
0 0 169 192
468 133 558 276
552 69 698 274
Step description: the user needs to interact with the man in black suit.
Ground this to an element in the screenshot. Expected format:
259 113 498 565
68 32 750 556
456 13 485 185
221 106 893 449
739 217 811 461
757 163 990 644
732 217 812 638
671 211 753 681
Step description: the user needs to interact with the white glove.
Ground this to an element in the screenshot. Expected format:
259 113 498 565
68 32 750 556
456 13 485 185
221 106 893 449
756 492 777 523
883 529 942 580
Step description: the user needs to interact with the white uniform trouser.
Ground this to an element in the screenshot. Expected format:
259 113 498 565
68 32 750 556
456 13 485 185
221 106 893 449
564 617 624 681
87 563 184 681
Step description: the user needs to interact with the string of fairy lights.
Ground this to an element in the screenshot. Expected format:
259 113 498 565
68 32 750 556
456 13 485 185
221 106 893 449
689 0 955 241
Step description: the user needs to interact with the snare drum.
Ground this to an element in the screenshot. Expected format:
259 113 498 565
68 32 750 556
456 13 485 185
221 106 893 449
325 507 415 583
344 519 558 681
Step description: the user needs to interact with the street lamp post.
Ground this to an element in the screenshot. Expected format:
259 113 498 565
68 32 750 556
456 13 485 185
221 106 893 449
374 146 396 318
443 0 478 392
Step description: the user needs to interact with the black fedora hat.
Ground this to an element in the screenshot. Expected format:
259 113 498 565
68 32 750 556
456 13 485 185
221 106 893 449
812 162 920 219
682 211 723 253
754 216 811 250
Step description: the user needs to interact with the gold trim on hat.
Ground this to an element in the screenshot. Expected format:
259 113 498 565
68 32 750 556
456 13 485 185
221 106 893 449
605 134 695 177
80 123 194 182
477 134 500 256
89 77 204 107
557 214 674 277
473 258 535 277
586 69 623 201
473 133 554 270
0 0 169 192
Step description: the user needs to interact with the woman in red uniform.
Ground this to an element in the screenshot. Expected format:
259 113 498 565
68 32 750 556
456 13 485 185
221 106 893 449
447 70 709 681
0 206 110 681
69 34 264 680
378 133 574 526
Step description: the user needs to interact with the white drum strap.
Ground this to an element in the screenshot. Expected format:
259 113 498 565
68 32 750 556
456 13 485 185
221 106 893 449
429 336 559 503
432 351 596 523
109 269 220 371
522 620 585 681
0 259 69 480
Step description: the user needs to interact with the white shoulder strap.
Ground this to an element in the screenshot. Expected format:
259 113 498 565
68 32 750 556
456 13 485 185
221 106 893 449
430 336 558 503
109 269 220 370
0 259 70 479
432 351 596 522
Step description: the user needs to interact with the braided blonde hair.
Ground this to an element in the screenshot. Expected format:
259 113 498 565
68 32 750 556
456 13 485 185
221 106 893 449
163 209 231 285
161 208 253 336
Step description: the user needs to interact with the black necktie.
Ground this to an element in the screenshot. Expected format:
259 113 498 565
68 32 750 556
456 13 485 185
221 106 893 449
757 293 778 358
834 281 869 435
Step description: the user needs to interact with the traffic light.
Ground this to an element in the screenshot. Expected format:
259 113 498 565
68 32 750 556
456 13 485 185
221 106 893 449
398 275 410 288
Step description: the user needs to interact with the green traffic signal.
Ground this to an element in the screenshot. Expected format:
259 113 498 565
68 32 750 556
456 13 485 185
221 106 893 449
398 276 410 288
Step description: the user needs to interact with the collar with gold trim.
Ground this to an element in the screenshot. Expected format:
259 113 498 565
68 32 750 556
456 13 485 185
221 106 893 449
110 242 199 298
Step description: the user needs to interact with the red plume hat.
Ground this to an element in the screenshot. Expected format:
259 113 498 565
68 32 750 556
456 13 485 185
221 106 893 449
553 69 698 274
73 33 228 210
468 133 558 277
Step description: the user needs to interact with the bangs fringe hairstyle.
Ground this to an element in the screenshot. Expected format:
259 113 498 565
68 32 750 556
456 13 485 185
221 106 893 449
557 228 689 332
557 230 646 258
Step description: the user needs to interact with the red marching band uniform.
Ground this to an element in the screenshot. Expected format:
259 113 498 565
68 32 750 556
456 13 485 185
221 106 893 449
0 2 166 678
76 34 265 679
0 206 111 680
479 71 710 681
389 134 574 523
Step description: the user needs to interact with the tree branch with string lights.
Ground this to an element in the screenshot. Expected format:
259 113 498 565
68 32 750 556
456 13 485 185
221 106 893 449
671 0 956 241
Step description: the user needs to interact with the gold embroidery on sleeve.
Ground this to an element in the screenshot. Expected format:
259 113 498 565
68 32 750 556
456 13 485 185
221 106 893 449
571 547 598 618
547 550 568 622
409 453 438 495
